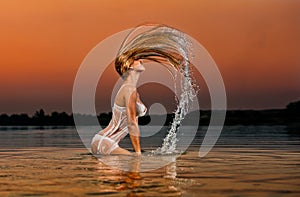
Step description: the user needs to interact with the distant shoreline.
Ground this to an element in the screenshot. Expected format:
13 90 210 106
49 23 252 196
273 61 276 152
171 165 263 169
1 100 299 126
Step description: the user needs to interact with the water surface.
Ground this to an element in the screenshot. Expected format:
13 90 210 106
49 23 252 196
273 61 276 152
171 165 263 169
0 125 299 196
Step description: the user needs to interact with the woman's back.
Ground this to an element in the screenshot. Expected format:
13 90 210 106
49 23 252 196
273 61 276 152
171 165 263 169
98 84 146 141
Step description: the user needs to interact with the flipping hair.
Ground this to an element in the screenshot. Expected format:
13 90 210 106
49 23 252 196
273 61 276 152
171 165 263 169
115 24 191 77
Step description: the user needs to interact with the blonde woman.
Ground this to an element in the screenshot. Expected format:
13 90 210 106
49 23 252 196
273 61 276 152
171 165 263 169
91 25 190 155
91 60 146 156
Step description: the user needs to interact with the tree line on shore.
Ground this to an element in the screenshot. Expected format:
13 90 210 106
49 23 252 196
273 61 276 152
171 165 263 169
0 100 299 126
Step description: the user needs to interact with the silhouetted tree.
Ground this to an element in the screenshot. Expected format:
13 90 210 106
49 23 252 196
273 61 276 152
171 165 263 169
33 109 46 125
98 112 112 127
138 115 151 125
0 100 299 126
286 100 300 114
0 114 9 125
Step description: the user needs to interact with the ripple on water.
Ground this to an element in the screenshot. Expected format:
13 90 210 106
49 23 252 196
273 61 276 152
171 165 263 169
0 132 299 197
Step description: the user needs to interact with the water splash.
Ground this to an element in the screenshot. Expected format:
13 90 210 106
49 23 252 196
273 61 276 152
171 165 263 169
154 32 197 154
115 24 198 154
154 61 197 154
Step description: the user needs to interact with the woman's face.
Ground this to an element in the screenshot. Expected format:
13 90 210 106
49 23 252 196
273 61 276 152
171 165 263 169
131 60 145 73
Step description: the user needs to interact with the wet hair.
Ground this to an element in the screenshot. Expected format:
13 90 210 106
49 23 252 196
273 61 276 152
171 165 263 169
115 24 190 77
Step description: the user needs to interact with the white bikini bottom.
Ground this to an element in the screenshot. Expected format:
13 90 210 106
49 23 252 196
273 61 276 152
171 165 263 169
91 134 119 155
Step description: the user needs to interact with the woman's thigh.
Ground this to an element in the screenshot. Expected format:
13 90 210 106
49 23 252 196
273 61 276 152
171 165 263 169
92 136 127 155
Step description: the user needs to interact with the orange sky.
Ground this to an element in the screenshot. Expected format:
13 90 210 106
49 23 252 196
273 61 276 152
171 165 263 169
0 0 299 115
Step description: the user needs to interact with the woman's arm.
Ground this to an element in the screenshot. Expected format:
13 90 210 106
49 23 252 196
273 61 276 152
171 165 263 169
125 87 141 155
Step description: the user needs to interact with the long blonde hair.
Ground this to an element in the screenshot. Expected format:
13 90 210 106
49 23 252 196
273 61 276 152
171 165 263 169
115 24 191 77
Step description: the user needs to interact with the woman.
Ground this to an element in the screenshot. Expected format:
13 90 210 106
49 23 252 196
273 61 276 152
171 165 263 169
91 60 146 156
91 25 191 156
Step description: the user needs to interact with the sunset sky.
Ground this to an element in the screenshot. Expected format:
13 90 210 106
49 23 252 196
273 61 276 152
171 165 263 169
0 0 299 115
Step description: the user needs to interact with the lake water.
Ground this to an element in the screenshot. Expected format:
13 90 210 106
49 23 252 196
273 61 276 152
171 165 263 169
0 125 299 196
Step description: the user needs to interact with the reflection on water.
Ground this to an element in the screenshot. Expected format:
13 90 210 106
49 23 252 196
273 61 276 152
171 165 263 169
0 125 299 196
0 147 299 196
95 156 179 195
96 153 178 172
